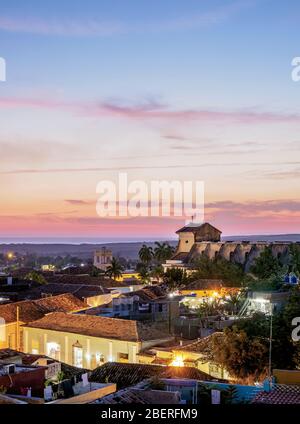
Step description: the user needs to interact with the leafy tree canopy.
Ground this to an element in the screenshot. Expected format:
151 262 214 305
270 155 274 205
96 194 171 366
191 255 244 286
250 246 283 279
25 271 47 285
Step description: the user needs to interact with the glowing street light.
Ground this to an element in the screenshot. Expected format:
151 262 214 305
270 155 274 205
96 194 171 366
170 355 184 367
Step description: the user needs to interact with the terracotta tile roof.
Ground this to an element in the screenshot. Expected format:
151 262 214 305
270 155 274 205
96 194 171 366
0 348 89 378
34 293 86 312
176 222 222 234
176 332 224 352
42 274 140 288
0 294 86 324
0 349 55 366
252 385 300 404
96 387 180 404
95 388 150 404
124 285 167 302
29 283 109 299
151 357 169 365
171 252 190 262
25 312 171 342
181 279 224 291
59 362 90 379
43 274 113 286
90 362 215 389
0 300 45 324
0 348 23 362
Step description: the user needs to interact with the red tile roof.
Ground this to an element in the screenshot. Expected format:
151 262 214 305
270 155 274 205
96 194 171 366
176 222 222 234
96 388 180 404
42 274 140 288
0 348 89 379
181 279 224 290
90 362 217 389
29 283 109 299
171 252 190 262
0 300 45 324
0 294 86 324
34 293 86 312
123 285 167 302
175 332 224 354
252 385 300 404
25 312 171 342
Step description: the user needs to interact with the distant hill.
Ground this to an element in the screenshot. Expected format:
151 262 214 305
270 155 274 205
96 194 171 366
0 241 177 260
0 234 299 260
222 234 300 243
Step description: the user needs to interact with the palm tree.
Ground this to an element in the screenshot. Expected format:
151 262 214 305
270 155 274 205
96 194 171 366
139 244 153 265
163 268 187 291
150 265 164 281
196 299 224 329
138 266 151 284
154 242 175 263
225 293 242 316
105 257 123 280
196 301 213 329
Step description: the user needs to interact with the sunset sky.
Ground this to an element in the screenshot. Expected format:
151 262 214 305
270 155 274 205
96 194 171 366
0 0 300 241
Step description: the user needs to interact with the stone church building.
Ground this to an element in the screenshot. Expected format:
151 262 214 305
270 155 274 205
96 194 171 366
163 222 292 273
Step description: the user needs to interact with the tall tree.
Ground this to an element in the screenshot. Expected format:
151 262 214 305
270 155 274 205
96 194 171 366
191 255 244 286
150 265 164 281
163 268 188 291
105 257 123 280
154 242 174 263
138 244 153 265
250 246 282 279
138 266 151 284
208 326 269 381
225 292 244 315
25 271 47 285
289 244 300 274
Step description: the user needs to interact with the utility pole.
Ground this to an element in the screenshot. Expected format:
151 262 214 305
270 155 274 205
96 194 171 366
268 303 273 383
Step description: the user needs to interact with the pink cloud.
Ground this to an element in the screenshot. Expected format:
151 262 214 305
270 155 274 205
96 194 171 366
1 198 300 238
0 3 252 37
64 199 92 205
0 96 299 125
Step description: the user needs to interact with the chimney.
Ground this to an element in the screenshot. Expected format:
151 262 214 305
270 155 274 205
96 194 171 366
7 276 13 286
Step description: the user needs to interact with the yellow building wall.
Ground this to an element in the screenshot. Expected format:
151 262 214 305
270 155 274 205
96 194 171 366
115 272 141 282
156 350 173 360
273 369 300 385
0 321 24 350
23 327 144 369
180 288 240 298
177 233 195 253
85 294 112 307
136 354 155 364
172 349 231 380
